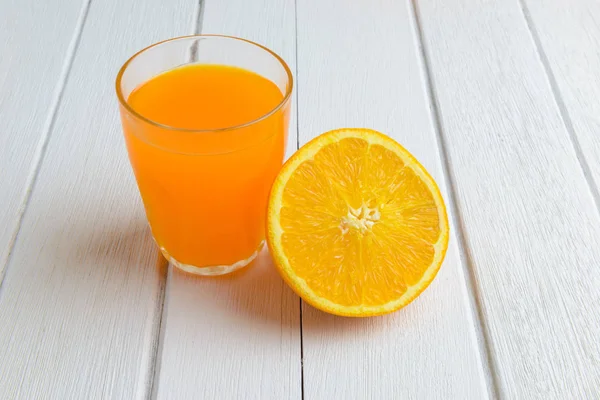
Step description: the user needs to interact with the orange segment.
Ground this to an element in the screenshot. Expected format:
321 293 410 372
267 128 449 316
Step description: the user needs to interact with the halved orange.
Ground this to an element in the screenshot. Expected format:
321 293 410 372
267 128 449 317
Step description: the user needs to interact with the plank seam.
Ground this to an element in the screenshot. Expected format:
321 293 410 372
191 0 205 35
294 0 304 398
518 0 600 218
148 264 172 400
408 1 502 399
299 300 304 400
146 2 206 398
0 0 92 291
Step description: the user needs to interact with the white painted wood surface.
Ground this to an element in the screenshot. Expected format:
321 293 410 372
415 0 600 398
1 0 600 398
296 1 489 399
0 0 196 398
0 0 84 280
154 1 301 399
522 0 600 201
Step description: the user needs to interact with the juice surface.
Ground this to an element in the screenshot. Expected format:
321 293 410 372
128 64 282 131
122 64 288 268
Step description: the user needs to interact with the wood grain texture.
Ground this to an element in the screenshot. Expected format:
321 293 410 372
0 0 84 279
415 0 600 398
522 0 600 203
0 0 196 398
296 1 488 398
154 1 301 399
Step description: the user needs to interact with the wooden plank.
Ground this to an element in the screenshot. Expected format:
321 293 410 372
154 1 301 399
0 0 84 279
296 1 489 398
414 0 600 398
522 0 600 204
0 0 196 398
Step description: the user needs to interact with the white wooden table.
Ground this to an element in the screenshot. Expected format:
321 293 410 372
1 0 599 399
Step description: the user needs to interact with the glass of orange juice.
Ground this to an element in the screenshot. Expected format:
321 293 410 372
116 35 292 275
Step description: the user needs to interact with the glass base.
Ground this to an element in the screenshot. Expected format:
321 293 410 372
159 240 264 276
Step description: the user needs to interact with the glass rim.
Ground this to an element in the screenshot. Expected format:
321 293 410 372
115 34 294 133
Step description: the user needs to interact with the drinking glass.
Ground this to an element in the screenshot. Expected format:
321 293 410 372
116 35 292 275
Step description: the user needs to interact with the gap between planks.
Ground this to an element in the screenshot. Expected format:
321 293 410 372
147 1 306 398
191 0 205 35
518 0 600 219
146 0 306 395
147 260 172 400
0 0 92 290
409 1 502 399
143 2 206 399
294 0 305 398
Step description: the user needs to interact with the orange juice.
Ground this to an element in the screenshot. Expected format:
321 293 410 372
119 63 290 274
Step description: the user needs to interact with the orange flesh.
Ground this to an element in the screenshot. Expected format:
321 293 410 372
123 64 288 267
279 138 440 307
